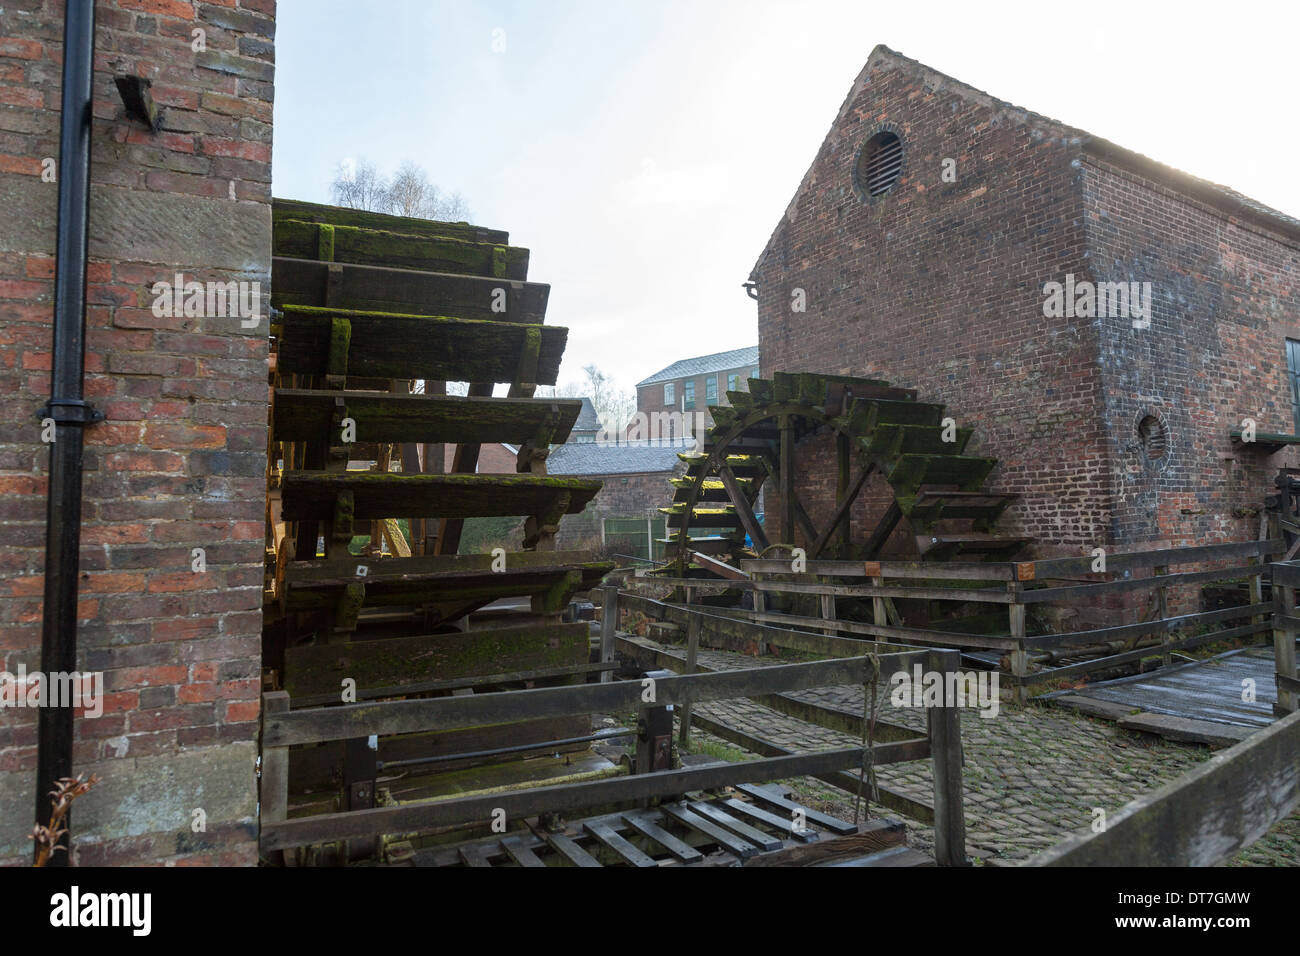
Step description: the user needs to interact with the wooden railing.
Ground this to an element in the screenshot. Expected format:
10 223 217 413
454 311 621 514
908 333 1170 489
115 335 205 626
1271 561 1300 715
259 598 971 865
632 539 1283 701
1026 708 1300 866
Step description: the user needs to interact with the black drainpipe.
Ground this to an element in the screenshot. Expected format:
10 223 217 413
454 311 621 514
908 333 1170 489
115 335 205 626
35 0 100 865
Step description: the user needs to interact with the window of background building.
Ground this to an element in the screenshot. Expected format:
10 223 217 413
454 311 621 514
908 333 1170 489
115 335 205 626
664 382 674 405
1288 340 1300 433
706 376 717 403
728 373 739 391
683 380 695 408
751 367 759 378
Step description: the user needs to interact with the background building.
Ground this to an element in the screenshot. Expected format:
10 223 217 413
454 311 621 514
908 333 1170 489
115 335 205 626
751 45 1300 557
635 346 760 433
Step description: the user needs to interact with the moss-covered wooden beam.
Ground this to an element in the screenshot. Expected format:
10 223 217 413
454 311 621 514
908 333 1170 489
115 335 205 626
671 476 753 503
275 218 530 279
283 563 610 612
273 389 582 445
280 471 602 522
284 548 611 583
272 197 509 245
769 371 894 406
863 423 973 457
274 305 567 385
885 454 997 495
270 257 549 323
282 621 588 699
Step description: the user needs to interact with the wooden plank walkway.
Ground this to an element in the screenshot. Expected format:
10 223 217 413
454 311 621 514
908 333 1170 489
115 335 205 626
1046 646 1280 728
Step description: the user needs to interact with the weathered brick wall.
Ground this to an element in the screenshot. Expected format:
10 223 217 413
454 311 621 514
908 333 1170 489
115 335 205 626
1082 157 1300 548
556 468 681 555
752 47 1101 556
443 441 516 474
0 0 274 865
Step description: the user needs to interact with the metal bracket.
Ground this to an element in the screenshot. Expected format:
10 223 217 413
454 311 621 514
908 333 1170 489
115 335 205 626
113 75 163 132
37 398 104 425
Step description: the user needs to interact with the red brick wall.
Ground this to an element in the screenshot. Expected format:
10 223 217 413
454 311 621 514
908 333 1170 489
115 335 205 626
443 441 516 474
752 47 1100 555
0 0 274 865
556 469 681 555
1081 158 1300 548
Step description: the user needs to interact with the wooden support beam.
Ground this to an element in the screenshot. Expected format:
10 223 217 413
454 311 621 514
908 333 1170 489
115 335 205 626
836 432 852 557
779 415 795 546
811 462 873 559
862 501 902 560
720 465 768 552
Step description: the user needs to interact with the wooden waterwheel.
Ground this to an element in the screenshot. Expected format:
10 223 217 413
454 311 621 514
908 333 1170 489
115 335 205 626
662 371 1029 575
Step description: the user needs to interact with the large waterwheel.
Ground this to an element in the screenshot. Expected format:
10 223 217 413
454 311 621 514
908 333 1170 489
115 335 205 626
663 372 1029 574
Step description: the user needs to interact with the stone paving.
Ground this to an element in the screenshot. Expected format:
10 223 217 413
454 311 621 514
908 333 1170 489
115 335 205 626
645 640 1299 866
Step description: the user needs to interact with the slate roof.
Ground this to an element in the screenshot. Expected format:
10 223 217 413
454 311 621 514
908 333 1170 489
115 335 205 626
636 346 760 388
546 440 692 476
571 397 601 435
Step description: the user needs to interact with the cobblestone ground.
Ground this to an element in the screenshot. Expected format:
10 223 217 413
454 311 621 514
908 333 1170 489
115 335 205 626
653 641 1300 866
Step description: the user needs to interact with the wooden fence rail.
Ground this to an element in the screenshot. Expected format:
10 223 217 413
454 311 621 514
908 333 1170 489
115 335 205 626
629 540 1284 699
259 595 969 864
1027 708 1300 866
1272 561 1300 715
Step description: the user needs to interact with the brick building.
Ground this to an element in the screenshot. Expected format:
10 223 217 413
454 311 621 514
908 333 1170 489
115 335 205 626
0 0 274 865
635 346 759 434
751 46 1300 557
548 441 689 560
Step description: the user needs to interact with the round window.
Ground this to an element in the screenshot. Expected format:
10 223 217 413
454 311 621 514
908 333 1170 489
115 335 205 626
856 131 904 198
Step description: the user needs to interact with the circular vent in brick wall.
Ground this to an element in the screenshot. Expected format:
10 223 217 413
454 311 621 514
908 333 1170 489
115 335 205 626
856 131 904 198
1137 415 1168 460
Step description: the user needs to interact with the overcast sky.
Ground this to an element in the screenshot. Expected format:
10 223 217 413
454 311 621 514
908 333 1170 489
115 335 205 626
272 0 1300 396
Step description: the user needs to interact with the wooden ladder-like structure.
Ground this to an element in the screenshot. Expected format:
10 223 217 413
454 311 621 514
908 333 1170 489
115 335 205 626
262 201 614 830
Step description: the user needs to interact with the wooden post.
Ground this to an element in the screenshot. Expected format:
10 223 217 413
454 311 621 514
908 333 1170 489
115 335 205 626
260 691 290 861
599 586 618 684
1274 582 1299 715
820 576 837 638
1154 564 1170 667
872 576 887 632
1250 555 1266 641
1008 586 1027 706
679 614 700 746
927 649 967 866
636 669 674 775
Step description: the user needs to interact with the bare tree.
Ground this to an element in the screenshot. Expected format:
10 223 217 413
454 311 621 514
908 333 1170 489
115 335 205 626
583 364 635 432
330 159 389 212
330 158 472 222
536 367 634 439
384 161 472 221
